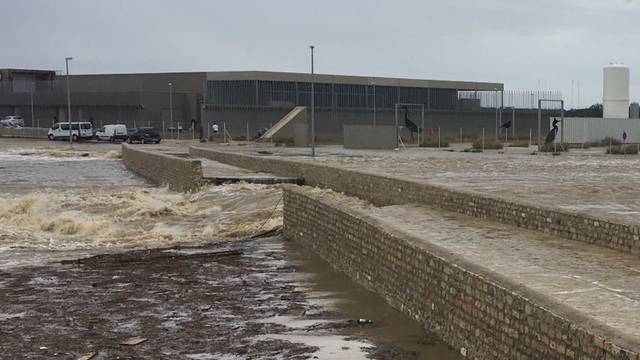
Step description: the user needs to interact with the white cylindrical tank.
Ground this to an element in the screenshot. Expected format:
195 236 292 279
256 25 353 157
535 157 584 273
603 63 630 119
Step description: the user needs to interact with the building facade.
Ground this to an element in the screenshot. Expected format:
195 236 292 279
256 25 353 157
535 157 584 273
0 69 561 141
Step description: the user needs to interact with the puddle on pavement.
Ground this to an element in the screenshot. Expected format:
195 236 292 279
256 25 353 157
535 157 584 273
280 238 462 360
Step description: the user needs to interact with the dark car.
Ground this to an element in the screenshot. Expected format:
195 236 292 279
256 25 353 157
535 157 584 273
127 128 162 144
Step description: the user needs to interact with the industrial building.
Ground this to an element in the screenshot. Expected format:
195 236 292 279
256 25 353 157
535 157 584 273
0 69 562 141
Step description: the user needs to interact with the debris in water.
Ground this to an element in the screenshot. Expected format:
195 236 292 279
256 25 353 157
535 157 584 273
120 337 147 346
356 318 373 325
78 351 97 360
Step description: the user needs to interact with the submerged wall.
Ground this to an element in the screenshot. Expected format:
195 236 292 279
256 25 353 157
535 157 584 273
189 146 640 256
283 185 639 360
0 127 48 138
122 144 203 192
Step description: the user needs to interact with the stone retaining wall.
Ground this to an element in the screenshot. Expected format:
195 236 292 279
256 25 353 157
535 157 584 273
0 127 48 138
123 144 203 192
283 186 639 360
190 146 640 256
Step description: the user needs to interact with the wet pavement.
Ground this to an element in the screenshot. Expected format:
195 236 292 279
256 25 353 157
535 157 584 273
203 143 640 226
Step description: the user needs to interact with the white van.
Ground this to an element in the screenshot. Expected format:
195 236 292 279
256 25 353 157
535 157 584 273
48 122 94 141
95 124 128 142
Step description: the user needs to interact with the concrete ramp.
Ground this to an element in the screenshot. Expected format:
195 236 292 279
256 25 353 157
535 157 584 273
259 106 306 141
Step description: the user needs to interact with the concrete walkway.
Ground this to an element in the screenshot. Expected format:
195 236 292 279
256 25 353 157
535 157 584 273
148 146 302 185
367 203 640 340
199 158 302 185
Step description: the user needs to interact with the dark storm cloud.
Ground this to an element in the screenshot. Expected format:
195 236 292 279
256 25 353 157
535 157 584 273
2 0 639 106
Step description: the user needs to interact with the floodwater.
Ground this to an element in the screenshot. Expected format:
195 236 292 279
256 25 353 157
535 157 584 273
284 238 461 359
0 146 283 268
0 140 461 359
215 144 640 226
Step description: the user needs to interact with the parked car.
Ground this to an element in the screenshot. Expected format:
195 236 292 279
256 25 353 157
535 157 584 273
0 115 24 128
47 122 94 141
127 128 161 144
96 124 128 142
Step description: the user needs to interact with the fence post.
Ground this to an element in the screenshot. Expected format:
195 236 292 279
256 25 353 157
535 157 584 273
482 128 485 152
460 127 462 143
438 127 441 148
529 128 532 147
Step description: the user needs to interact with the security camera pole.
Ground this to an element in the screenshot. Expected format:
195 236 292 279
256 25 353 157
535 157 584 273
65 57 73 146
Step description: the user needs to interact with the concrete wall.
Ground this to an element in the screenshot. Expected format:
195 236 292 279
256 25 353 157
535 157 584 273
0 127 48 138
343 125 397 149
293 124 308 147
283 186 639 360
122 144 203 192
189 147 640 255
557 117 640 144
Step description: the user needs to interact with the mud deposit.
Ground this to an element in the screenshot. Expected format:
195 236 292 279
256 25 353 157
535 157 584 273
0 236 460 359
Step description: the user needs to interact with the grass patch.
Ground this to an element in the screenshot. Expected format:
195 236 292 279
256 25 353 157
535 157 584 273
420 138 449 148
606 144 639 154
472 139 503 150
586 137 622 147
539 143 568 152
463 148 483 153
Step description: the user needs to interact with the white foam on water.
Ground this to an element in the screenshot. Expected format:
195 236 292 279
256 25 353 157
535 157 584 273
0 183 282 267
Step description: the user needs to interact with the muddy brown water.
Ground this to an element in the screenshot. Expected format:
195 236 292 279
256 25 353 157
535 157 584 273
283 238 462 359
0 140 461 359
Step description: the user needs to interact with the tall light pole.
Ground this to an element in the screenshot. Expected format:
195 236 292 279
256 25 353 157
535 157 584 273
310 45 315 158
168 82 174 139
371 79 376 126
65 57 73 146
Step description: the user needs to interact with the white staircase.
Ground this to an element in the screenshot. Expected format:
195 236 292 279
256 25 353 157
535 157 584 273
259 106 306 141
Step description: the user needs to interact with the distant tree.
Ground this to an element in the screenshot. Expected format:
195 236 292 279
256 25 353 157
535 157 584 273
565 103 603 117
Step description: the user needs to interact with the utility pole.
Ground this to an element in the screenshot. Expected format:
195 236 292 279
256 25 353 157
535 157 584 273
310 45 315 158
65 57 73 146
30 92 35 128
371 80 376 126
168 82 174 139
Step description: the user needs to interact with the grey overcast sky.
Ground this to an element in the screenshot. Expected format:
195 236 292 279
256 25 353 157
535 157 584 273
2 0 640 107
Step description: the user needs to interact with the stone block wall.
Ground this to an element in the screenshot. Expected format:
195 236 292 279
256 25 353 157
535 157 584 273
122 144 203 192
189 146 640 256
0 127 48 138
283 186 639 360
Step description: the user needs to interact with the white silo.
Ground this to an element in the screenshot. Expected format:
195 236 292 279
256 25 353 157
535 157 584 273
603 63 630 118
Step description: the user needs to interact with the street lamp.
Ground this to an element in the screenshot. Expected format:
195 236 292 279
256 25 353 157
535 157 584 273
371 79 376 126
65 57 73 146
168 82 174 139
310 45 315 158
